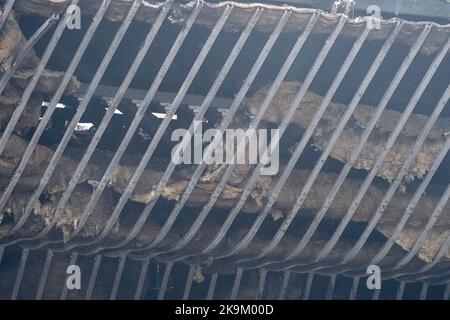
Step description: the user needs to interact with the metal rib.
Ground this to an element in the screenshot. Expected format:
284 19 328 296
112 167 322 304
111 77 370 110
110 255 127 300
419 282 429 300
1 0 112 238
348 276 359 300
30 0 142 242
304 47 450 272
412 276 450 287
0 1 445 298
0 0 78 158
85 255 101 300
396 229 450 282
293 23 405 263
393 184 450 270
0 14 59 95
290 115 450 279
230 267 243 299
206 273 218 300
269 25 436 274
356 38 450 267
126 8 264 260
73 0 225 245
326 26 446 269
325 274 337 300
122 10 280 261
425 277 450 287
285 25 434 267
213 17 369 263
0 246 4 265
396 281 406 300
157 262 173 300
302 272 314 300
278 271 291 300
4 0 135 242
270 23 377 260
62 2 204 254
60 252 78 300
146 12 318 263
183 265 195 300
134 257 150 300
109 8 262 257
11 248 29 300
372 139 450 266
170 15 347 265
36 249 53 300
80 9 273 258
320 81 450 269
0 0 16 31
61 0 173 242
85 4 233 252
219 19 352 260
190 15 348 266
256 269 267 299
125 9 292 260
444 283 450 300
372 288 380 300
426 277 450 287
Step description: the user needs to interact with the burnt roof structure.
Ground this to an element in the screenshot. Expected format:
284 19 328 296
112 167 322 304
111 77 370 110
0 0 449 299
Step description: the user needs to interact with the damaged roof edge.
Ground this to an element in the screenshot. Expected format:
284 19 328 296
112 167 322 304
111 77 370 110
10 0 450 55
241 0 450 22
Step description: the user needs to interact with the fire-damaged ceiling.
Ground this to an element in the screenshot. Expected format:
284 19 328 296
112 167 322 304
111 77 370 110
0 0 449 300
